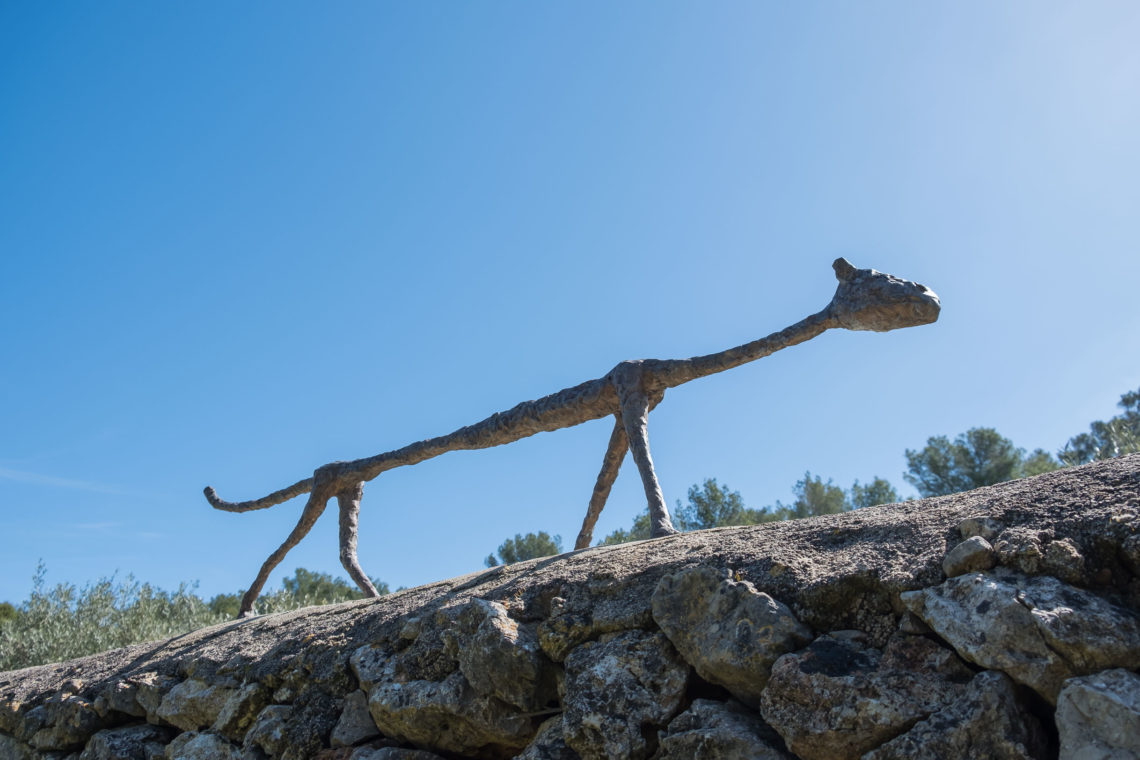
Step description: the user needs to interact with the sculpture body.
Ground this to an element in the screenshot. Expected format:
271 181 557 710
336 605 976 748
206 258 941 616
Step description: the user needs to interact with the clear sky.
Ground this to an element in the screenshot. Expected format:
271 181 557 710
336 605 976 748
2 3 1138 606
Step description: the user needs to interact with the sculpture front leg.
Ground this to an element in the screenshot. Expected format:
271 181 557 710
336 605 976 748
616 383 678 539
575 415 629 549
337 482 382 598
238 491 330 617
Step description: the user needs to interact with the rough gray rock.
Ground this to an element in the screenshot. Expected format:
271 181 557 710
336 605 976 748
656 699 790 759
132 674 179 727
1056 669 1140 759
165 731 242 760
445 599 557 712
900 570 1140 703
77 724 173 760
348 748 448 760
651 566 812 706
862 670 1045 760
211 683 270 743
537 591 653 663
759 633 972 760
957 516 1002 541
23 691 109 751
155 679 236 732
330 691 379 748
512 716 579 760
243 705 293 758
562 630 689 760
92 683 146 721
942 536 996 577
367 669 535 759
0 733 36 760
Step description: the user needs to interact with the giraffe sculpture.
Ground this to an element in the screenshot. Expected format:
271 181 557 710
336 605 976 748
205 258 940 617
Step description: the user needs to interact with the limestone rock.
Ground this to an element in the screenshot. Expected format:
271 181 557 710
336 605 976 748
132 674 179 726
0 733 37 760
243 705 292 758
957 516 1002 541
165 731 242 760
651 566 812 707
513 716 579 760
1121 533 1140 575
992 527 1046 574
656 699 790 760
212 683 270 743
92 683 146 720
562 630 689 760
536 593 653 663
349 647 389 693
77 724 173 760
330 691 380 748
0 697 28 734
349 748 448 759
900 570 1140 703
367 669 536 758
444 599 558 712
862 670 1045 759
942 536 996 577
24 692 108 751
1056 668 1140 759
155 679 237 732
759 633 971 760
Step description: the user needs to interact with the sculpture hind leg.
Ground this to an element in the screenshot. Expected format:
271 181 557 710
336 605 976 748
575 416 629 549
616 381 678 539
238 492 331 617
337 482 382 598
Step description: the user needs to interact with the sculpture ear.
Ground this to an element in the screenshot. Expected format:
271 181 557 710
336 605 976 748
833 258 857 282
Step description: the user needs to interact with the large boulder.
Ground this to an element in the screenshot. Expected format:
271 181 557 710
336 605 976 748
562 630 689 760
862 670 1046 759
651 566 812 706
900 570 1140 703
366 667 536 759
759 633 972 760
656 699 790 760
1056 669 1140 759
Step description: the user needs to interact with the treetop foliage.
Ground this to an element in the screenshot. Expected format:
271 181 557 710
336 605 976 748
1060 386 1140 466
598 472 899 546
485 531 564 567
903 427 1061 498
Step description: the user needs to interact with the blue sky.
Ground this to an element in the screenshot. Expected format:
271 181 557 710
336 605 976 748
2 3 1138 605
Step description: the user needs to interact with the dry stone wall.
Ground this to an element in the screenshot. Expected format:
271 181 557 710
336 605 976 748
4 455 1140 759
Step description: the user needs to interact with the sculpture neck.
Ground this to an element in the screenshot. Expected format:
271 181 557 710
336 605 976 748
650 309 835 391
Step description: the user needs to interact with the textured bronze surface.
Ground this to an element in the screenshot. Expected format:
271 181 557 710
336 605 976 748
205 259 940 616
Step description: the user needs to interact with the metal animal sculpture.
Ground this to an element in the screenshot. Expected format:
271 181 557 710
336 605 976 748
206 258 940 616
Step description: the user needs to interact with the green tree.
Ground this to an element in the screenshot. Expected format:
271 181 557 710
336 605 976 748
485 531 564 566
1024 448 1062 476
1060 387 1140 465
207 592 242 619
209 568 390 616
674 478 748 531
0 601 16 626
598 511 653 546
849 477 899 509
281 567 389 602
904 427 1059 497
777 471 849 518
599 471 905 545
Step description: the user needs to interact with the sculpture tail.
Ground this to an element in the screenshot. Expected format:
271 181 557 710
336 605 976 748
203 478 315 513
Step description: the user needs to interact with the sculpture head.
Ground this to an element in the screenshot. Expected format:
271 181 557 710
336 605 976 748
825 258 941 332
